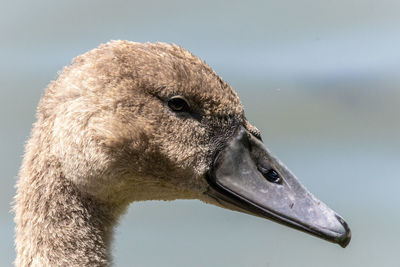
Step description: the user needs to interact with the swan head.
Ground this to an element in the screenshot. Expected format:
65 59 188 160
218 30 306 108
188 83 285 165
38 40 350 247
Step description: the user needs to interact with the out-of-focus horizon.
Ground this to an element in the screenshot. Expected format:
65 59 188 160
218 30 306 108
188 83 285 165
1 1 399 266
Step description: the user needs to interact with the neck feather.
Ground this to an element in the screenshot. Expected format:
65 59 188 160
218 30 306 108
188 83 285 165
15 156 123 267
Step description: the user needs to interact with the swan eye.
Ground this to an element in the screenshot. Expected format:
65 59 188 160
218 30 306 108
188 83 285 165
168 96 190 112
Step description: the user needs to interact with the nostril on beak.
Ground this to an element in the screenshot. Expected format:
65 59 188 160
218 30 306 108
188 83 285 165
257 165 281 184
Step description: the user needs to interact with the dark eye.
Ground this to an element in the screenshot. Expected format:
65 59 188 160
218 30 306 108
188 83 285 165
168 96 190 112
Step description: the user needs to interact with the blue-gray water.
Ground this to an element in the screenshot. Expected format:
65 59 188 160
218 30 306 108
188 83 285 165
1 1 400 266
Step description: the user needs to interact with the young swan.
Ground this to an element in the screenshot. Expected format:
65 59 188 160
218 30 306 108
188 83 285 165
15 41 350 266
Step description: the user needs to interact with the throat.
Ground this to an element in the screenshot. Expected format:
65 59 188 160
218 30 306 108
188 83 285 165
15 173 124 267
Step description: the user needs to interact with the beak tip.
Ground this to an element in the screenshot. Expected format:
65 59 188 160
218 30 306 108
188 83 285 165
338 231 351 248
336 215 351 248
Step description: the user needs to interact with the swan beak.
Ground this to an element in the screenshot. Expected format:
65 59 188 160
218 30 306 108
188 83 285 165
206 126 351 248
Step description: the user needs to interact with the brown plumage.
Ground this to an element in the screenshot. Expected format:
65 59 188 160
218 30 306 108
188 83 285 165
15 40 260 266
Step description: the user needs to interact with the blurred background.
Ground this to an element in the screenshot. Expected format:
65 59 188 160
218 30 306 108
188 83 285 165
1 0 399 266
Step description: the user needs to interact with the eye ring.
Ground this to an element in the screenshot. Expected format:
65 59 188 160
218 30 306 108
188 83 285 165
167 96 190 112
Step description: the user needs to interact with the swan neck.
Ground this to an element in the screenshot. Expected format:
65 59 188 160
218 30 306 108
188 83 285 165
15 162 121 267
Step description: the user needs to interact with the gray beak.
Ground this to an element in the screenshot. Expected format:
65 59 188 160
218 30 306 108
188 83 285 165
206 126 351 248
